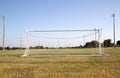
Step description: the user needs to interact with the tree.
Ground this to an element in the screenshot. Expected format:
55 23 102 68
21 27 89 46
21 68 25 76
117 40 120 47
84 40 99 48
5 46 11 50
34 46 44 49
103 39 112 47
12 47 17 50
0 47 3 50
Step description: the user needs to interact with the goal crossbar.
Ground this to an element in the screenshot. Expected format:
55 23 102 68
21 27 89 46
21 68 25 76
21 29 102 57
27 29 99 33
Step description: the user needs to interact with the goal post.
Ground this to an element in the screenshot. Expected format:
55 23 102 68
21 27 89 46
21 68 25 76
21 29 102 57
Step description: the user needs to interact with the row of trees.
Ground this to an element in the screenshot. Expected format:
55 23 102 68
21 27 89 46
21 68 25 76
84 39 120 48
29 39 120 49
0 47 25 50
103 39 120 47
0 39 120 50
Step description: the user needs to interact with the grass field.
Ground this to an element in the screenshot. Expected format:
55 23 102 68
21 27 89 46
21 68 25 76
0 48 120 78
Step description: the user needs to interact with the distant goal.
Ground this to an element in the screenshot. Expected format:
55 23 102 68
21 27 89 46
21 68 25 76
21 29 103 57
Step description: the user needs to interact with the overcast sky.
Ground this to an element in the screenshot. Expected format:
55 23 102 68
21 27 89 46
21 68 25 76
0 0 120 47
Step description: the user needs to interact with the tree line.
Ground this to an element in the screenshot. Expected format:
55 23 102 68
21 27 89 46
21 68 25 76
29 39 120 49
84 39 120 47
103 39 120 47
0 39 120 50
0 47 25 50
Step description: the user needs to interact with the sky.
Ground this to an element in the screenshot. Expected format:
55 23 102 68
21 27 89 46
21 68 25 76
0 0 120 47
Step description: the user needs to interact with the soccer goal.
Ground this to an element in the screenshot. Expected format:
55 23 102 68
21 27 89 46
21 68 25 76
21 29 103 57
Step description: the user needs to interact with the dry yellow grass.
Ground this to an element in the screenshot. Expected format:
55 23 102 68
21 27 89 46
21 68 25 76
0 48 120 78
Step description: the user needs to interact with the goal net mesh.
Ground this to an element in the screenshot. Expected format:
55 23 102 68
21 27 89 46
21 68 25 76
22 29 102 57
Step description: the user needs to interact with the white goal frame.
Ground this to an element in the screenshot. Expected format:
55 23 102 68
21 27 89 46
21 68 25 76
21 29 102 57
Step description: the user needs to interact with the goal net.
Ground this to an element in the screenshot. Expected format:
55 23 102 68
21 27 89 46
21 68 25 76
21 29 102 57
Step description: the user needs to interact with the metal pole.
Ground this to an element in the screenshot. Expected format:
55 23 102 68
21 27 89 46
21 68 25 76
21 31 30 57
19 37 22 50
94 28 97 48
24 31 30 55
83 35 85 46
27 29 99 32
39 41 40 49
1 16 5 51
112 14 116 48
98 29 102 55
58 40 59 48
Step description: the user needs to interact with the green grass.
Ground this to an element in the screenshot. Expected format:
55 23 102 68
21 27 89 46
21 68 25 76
30 48 99 55
0 48 120 78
